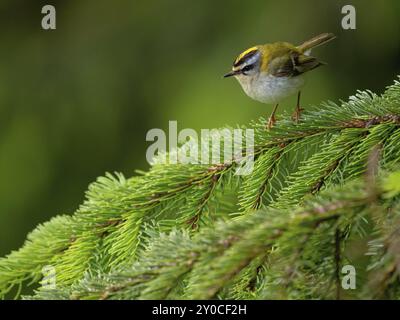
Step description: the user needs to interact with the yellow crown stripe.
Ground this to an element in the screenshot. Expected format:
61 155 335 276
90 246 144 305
235 46 258 64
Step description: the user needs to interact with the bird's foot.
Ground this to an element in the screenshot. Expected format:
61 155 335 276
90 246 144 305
266 114 276 130
291 106 304 124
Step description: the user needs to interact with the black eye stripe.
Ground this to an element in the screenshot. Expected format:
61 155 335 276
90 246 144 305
233 50 259 67
242 64 254 72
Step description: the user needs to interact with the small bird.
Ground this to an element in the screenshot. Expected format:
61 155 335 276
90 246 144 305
224 33 336 129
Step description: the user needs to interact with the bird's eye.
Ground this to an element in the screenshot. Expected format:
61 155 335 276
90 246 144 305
241 64 254 74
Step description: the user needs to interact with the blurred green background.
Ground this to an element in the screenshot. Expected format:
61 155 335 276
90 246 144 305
0 0 399 256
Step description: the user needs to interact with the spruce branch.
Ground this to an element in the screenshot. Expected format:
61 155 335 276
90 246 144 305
1 77 400 299
30 173 394 300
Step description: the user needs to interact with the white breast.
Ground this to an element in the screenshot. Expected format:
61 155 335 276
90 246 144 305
237 74 305 104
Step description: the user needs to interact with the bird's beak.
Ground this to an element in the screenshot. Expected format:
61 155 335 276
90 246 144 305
223 70 240 78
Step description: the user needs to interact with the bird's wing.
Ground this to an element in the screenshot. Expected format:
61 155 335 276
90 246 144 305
269 50 324 77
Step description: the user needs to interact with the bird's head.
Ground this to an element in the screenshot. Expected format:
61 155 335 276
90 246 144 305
224 46 262 79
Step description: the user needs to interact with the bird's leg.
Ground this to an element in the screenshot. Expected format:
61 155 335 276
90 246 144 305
292 91 304 124
267 104 279 130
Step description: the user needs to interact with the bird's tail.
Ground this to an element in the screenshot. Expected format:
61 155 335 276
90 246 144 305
297 33 336 53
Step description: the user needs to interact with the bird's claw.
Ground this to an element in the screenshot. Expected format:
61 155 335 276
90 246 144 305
292 106 304 124
267 115 276 130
